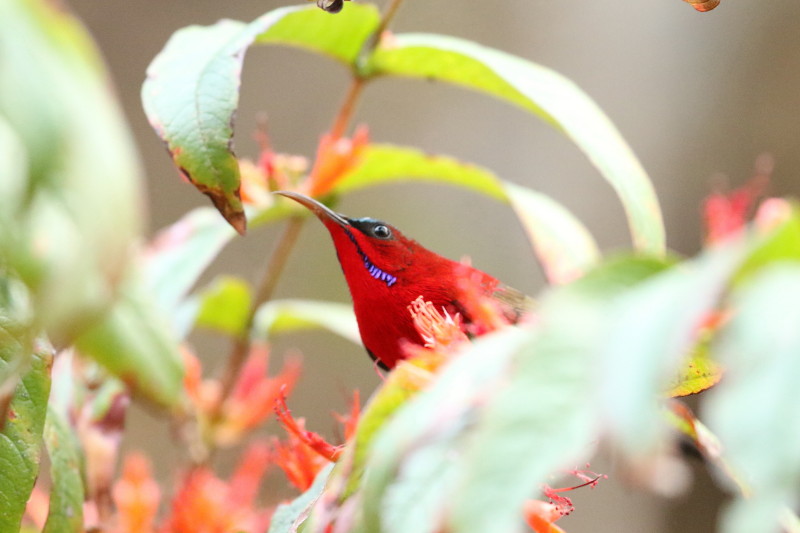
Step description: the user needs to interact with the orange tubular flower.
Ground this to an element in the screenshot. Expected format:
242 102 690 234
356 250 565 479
162 469 266 533
305 125 369 198
271 429 333 493
112 453 160 533
523 500 567 533
215 345 302 446
274 391 342 463
272 388 362 492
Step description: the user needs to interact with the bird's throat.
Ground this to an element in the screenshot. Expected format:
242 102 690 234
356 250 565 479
339 226 397 288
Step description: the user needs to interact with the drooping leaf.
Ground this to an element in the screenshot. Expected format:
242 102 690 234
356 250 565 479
332 143 507 201
0 341 52 533
332 144 599 284
366 34 665 254
666 401 745 495
253 299 359 344
503 181 600 284
75 278 184 408
42 407 84 533
705 265 800 533
192 276 252 337
141 4 380 232
0 0 144 347
267 463 334 533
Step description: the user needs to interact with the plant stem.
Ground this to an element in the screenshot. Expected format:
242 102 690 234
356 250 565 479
329 0 406 140
329 78 366 140
204 0 407 446
213 216 306 414
374 0 405 40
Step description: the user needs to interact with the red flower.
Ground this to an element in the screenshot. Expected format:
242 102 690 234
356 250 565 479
161 444 272 533
271 388 361 491
271 427 333 492
702 156 772 244
213 345 302 446
524 468 605 533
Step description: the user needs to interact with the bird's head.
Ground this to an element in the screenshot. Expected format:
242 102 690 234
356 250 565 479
275 191 432 289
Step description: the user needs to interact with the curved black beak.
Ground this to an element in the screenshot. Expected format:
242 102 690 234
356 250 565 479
273 191 350 227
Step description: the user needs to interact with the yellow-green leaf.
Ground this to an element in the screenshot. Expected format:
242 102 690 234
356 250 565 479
666 344 723 398
367 34 665 254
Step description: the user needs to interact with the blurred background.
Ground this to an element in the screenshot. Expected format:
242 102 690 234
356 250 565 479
66 0 800 531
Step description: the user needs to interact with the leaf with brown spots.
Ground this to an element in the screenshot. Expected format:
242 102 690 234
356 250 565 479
141 4 380 234
666 343 723 397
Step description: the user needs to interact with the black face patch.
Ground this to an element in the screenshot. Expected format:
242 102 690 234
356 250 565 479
342 221 398 287
349 218 395 241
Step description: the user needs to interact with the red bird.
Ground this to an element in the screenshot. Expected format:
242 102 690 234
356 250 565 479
275 191 529 370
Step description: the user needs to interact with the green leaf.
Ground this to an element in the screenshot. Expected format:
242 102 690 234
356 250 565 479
0 342 52 533
596 242 749 453
193 276 252 337
142 19 250 233
599 211 800 453
705 265 800 533
0 117 27 227
361 329 526 533
268 463 334 533
0 0 143 347
253 4 380 65
75 277 184 408
733 207 800 285
253 299 359 344
332 144 599 284
141 4 380 232
145 207 238 316
503 181 600 284
43 407 84 533
560 254 676 299
448 291 606 533
367 34 665 254
332 144 507 201
358 256 671 533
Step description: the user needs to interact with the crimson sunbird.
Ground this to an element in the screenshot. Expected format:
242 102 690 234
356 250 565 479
275 191 529 370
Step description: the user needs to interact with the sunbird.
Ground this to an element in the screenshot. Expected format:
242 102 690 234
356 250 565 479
276 191 529 370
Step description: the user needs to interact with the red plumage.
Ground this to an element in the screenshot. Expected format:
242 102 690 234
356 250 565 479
276 192 528 369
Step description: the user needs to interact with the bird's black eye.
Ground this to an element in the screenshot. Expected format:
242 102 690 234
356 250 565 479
372 224 392 239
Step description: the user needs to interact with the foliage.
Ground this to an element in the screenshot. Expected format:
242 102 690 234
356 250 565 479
0 1 797 533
